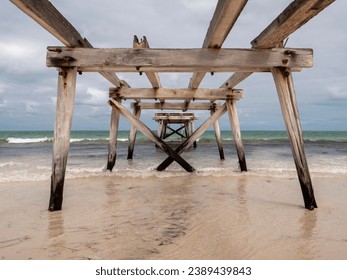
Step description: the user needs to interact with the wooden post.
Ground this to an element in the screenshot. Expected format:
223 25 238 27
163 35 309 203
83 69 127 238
109 98 195 172
211 108 225 160
157 103 227 171
271 67 317 210
127 105 141 159
191 121 197 148
49 67 77 211
226 99 247 171
107 99 121 171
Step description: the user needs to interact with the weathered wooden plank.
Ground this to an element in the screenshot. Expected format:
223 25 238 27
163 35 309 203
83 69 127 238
47 47 313 72
111 88 244 101
221 72 252 89
157 103 227 171
190 0 248 89
252 0 335 48
49 67 77 211
127 105 141 160
130 101 221 110
221 0 334 89
211 108 225 160
271 67 317 210
108 98 195 172
133 35 162 89
11 0 125 87
107 100 121 171
226 99 247 171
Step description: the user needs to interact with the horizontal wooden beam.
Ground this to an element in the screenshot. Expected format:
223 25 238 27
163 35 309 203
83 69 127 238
110 88 244 101
130 102 222 110
11 0 125 87
252 0 335 49
47 47 313 72
190 0 248 89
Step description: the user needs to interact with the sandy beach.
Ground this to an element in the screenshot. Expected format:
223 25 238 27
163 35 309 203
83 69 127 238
1 173 347 260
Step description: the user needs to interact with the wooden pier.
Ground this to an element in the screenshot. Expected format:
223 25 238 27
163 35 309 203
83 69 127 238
10 0 336 211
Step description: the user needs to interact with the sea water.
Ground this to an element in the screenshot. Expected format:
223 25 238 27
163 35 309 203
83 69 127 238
0 130 346 182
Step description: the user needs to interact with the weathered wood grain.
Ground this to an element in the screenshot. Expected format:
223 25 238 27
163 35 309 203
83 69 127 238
252 0 335 48
127 105 141 160
110 88 244 101
226 99 247 171
190 0 248 89
271 67 317 210
211 108 225 160
107 100 121 171
46 47 313 72
157 103 227 171
11 0 125 87
49 67 77 211
130 101 222 110
108 98 195 172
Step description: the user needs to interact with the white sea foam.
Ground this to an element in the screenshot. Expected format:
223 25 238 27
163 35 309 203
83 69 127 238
7 137 51 144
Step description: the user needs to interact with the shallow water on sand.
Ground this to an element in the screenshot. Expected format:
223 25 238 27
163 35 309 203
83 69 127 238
1 175 347 260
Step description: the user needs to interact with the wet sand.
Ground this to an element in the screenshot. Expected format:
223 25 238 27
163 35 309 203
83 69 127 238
1 174 347 260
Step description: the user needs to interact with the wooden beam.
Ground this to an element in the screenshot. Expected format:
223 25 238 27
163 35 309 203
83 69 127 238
47 47 313 72
110 88 244 101
133 35 162 89
49 67 77 211
271 67 317 210
108 98 195 172
190 0 248 89
221 0 334 88
11 0 125 87
226 99 247 171
252 0 335 48
130 101 221 110
157 103 228 171
107 100 121 171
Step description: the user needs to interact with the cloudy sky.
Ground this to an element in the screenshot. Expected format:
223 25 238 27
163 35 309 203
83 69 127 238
0 0 346 131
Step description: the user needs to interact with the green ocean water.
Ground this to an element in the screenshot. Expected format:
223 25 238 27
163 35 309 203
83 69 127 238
1 130 347 145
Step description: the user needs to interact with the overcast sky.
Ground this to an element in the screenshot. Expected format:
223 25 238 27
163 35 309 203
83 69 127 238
0 0 346 131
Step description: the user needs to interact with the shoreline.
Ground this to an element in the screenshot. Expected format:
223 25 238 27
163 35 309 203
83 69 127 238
1 174 346 260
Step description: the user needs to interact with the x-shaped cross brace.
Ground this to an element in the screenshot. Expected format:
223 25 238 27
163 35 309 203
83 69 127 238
109 98 239 172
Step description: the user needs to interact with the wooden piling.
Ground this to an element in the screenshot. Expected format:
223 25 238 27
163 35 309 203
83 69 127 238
211 108 225 160
127 105 141 159
107 99 121 171
226 99 247 171
271 67 317 210
49 67 77 211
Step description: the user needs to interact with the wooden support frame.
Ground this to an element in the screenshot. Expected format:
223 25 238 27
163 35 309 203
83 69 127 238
111 88 243 101
130 101 221 111
211 108 225 160
108 98 195 172
226 99 247 171
46 47 313 73
156 103 228 171
189 0 248 89
11 0 126 87
127 105 141 160
107 99 121 171
49 67 77 211
222 0 335 89
271 67 317 210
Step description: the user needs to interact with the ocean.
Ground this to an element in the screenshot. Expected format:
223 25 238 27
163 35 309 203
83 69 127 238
0 130 346 183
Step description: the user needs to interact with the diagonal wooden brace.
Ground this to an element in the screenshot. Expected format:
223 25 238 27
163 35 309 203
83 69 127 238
164 125 187 139
108 98 195 172
157 103 227 171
